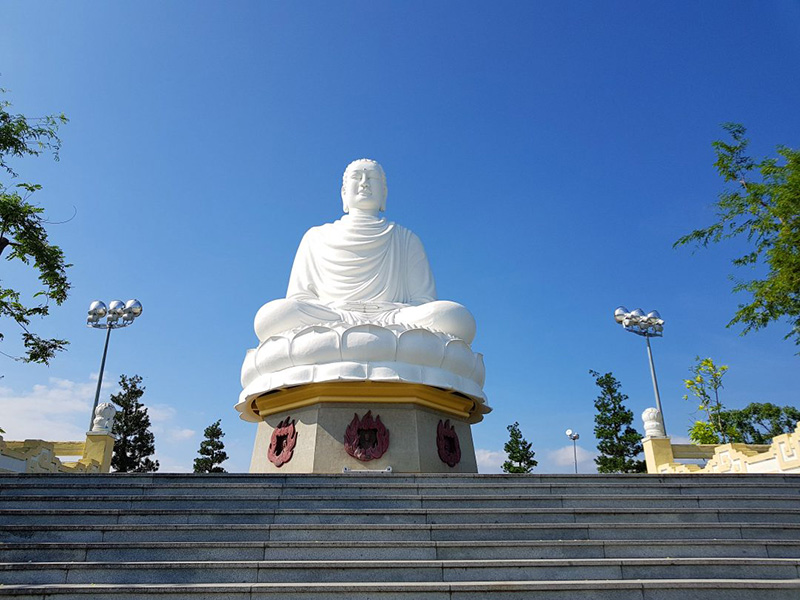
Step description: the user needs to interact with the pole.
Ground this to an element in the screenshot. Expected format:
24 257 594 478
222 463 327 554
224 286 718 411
644 335 666 435
89 326 112 431
572 439 578 474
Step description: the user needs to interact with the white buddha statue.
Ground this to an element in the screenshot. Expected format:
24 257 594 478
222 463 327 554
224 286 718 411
238 159 488 424
254 159 476 344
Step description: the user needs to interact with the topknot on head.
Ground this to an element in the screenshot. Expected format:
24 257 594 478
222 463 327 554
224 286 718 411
342 158 385 181
346 158 381 169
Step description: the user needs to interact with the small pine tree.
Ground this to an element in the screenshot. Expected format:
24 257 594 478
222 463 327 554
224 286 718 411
502 421 537 473
590 370 646 473
111 374 159 473
193 419 228 473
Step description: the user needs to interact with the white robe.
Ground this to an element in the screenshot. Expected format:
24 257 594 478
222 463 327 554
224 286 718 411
287 213 436 308
254 213 474 342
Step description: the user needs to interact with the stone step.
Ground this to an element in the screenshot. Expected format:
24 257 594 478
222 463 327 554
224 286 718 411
4 522 800 543
2 481 799 496
0 579 799 599
2 507 799 526
3 474 798 598
5 539 800 563
2 557 799 585
3 473 798 485
2 493 797 510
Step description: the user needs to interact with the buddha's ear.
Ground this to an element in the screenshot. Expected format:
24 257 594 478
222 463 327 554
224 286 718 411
380 186 387 212
341 186 349 213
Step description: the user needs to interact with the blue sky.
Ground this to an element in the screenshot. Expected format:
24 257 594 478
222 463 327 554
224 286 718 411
1 2 799 473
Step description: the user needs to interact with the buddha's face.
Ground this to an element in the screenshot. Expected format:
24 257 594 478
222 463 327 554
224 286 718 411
342 161 386 213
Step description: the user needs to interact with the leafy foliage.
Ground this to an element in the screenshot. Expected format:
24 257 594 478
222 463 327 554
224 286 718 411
111 375 159 473
193 419 228 473
502 421 537 473
687 420 721 445
682 357 735 444
0 90 70 364
683 356 800 444
590 370 646 473
674 124 800 349
721 403 800 444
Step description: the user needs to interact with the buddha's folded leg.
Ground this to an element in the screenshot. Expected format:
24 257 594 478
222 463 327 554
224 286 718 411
392 300 476 344
254 298 344 342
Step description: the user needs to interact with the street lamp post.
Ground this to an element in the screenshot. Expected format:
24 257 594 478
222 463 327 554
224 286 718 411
87 299 143 430
614 306 666 434
565 429 580 474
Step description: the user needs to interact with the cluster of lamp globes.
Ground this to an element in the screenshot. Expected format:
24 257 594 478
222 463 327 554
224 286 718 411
87 300 143 328
614 306 664 337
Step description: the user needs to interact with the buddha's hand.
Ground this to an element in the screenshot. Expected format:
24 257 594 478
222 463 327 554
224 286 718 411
334 301 408 313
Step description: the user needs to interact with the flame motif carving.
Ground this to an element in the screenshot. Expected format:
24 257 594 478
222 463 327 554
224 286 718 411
344 410 389 461
268 416 298 467
437 419 461 467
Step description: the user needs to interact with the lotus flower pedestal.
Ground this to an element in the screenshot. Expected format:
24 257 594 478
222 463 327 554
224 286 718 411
239 323 490 473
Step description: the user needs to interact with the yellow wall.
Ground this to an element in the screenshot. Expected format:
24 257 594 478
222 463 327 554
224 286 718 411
642 422 800 474
0 432 116 473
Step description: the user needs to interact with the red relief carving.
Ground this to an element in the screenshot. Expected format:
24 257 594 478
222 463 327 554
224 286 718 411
344 410 389 461
437 419 461 467
268 416 298 467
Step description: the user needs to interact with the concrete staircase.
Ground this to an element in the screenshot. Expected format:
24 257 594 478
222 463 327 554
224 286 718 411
1 473 799 598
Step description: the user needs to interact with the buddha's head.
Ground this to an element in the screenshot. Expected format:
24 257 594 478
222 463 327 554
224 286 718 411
341 158 387 214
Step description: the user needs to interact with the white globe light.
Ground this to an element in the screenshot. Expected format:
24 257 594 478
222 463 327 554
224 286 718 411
614 306 628 324
124 299 143 319
107 300 125 321
88 300 107 318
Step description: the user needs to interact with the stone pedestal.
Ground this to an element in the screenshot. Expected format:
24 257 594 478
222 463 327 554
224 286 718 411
249 382 478 473
82 432 116 472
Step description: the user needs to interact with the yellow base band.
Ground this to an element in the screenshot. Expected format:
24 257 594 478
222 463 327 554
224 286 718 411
252 382 477 421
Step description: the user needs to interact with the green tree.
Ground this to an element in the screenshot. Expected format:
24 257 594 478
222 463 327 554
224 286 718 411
683 357 800 444
590 370 646 473
683 357 735 444
502 421 537 473
111 374 159 473
193 419 228 473
722 402 800 444
674 124 800 349
0 90 70 364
